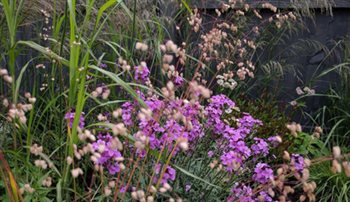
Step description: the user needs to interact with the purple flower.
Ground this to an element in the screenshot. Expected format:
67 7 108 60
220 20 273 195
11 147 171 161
255 191 273 202
185 184 191 192
120 186 127 193
291 154 305 172
251 138 269 156
65 110 85 128
188 119 204 142
154 164 176 184
267 136 281 147
145 99 164 114
220 151 243 172
229 140 251 158
224 126 247 141
228 184 253 202
136 90 146 101
164 166 176 181
161 119 185 144
253 163 274 184
92 133 123 175
134 64 149 83
138 119 163 149
99 63 107 69
208 150 214 158
238 113 263 133
205 94 235 134
121 102 134 126
173 75 184 86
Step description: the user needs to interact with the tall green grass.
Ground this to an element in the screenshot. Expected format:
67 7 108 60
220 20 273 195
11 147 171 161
0 0 158 200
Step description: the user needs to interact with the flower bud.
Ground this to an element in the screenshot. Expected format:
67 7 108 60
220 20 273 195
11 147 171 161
283 151 290 161
71 168 83 178
179 141 189 151
333 146 341 159
28 97 36 104
0 68 8 76
149 186 157 193
104 187 112 196
159 187 167 193
147 196 154 202
3 75 13 83
332 160 342 173
342 161 350 177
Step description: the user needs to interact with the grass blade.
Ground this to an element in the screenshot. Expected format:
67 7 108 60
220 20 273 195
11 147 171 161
173 165 223 190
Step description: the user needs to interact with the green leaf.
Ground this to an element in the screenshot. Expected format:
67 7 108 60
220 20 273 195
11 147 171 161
17 41 69 66
180 0 193 14
89 65 147 108
56 179 62 202
14 58 35 103
95 0 118 29
173 165 223 190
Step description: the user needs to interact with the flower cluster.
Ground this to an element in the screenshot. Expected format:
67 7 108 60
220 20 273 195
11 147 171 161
205 94 268 172
91 133 124 174
135 97 204 152
154 164 176 185
65 110 85 129
134 62 150 83
291 154 305 172
200 94 317 201
228 183 252 202
121 101 134 126
251 138 269 156
70 36 314 201
253 163 274 184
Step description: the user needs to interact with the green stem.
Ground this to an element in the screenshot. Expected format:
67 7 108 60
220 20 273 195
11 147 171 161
130 0 137 57
154 142 179 197
9 47 16 103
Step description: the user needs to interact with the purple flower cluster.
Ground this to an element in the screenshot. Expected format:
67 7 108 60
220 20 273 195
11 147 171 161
204 94 270 173
99 63 107 69
291 154 305 172
256 191 273 202
251 138 269 156
228 184 275 202
253 163 274 184
221 151 243 172
65 110 85 128
84 78 301 200
267 135 282 147
205 94 235 133
134 64 150 83
59 48 309 202
154 164 176 184
92 133 123 174
173 75 184 86
207 150 214 157
133 97 204 152
121 102 134 126
228 184 253 202
238 112 263 129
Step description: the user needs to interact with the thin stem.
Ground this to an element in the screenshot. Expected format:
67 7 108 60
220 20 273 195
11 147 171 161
147 142 167 194
120 156 140 201
154 141 179 197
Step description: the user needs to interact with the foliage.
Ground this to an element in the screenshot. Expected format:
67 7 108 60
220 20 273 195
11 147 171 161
235 96 290 138
310 150 350 202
